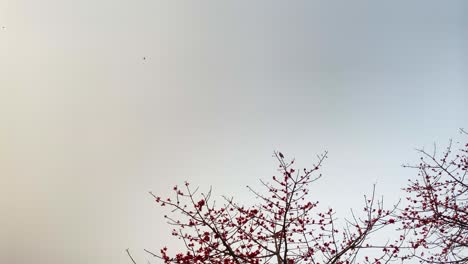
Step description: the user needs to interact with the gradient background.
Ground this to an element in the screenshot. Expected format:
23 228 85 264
1 1 467 264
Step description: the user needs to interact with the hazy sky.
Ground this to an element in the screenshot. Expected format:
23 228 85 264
1 1 467 264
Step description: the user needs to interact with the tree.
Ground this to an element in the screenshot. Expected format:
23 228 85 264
399 130 467 263
134 151 402 264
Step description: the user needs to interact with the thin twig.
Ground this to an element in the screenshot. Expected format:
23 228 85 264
126 248 137 264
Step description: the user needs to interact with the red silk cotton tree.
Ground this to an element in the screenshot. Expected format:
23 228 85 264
399 132 468 263
138 152 402 264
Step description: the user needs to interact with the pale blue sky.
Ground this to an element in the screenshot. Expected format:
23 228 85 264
1 1 467 264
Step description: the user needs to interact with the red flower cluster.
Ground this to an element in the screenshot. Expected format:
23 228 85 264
399 136 467 263
147 151 402 264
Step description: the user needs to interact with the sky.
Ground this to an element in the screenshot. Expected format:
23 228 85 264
0 1 467 264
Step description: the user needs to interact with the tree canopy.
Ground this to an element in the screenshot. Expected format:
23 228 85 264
128 131 467 264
